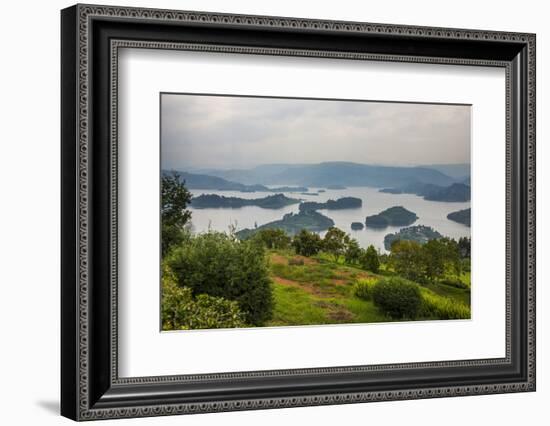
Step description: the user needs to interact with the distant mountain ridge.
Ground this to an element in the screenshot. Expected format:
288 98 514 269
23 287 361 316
194 162 457 188
162 170 305 193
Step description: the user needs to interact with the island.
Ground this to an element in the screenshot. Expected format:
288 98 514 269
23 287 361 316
236 210 335 239
351 222 364 230
379 182 470 202
365 206 418 228
190 193 300 209
300 192 319 196
447 208 471 227
298 197 362 212
383 225 443 250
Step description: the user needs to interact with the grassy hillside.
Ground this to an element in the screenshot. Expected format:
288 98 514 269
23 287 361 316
266 250 470 327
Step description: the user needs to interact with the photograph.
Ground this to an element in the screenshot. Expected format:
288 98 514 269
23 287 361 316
160 93 473 330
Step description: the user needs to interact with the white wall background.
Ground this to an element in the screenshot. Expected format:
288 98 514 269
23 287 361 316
0 0 546 424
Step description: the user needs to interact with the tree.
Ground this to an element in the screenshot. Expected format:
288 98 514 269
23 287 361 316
458 236 471 258
344 238 362 264
252 228 291 250
421 239 446 282
166 232 273 326
292 229 322 257
323 227 349 262
388 240 425 282
161 172 192 255
361 245 380 273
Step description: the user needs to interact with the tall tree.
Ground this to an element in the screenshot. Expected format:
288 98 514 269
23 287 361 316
161 172 192 255
323 227 349 262
361 245 380 273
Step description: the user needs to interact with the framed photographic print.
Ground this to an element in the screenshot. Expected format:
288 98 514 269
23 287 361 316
61 4 536 421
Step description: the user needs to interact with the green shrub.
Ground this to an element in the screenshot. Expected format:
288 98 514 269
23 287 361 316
371 277 422 319
166 231 273 326
419 288 471 320
353 278 377 300
161 264 247 330
288 257 305 266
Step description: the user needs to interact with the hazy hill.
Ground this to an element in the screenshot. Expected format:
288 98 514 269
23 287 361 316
162 170 305 193
199 162 456 188
419 163 471 180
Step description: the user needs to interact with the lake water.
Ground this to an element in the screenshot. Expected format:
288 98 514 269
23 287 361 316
188 187 471 253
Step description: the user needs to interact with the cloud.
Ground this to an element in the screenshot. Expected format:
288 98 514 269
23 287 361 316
161 94 470 170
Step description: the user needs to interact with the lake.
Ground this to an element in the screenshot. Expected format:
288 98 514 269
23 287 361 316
187 186 471 253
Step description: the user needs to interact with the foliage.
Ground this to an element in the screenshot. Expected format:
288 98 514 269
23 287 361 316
161 172 192 255
166 232 273 326
360 245 380 273
389 238 462 283
252 228 291 250
323 227 350 261
161 264 246 330
353 278 377 301
388 240 426 282
419 288 471 319
371 277 422 319
458 236 471 258
292 229 323 257
344 238 362 264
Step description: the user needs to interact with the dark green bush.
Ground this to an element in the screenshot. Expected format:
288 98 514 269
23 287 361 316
161 264 247 330
166 232 273 326
372 277 422 319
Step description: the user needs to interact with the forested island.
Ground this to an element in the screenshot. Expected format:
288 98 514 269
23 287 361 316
365 206 418 228
384 225 443 250
380 182 470 202
447 208 471 227
236 210 335 239
351 222 365 230
298 197 362 212
190 193 300 209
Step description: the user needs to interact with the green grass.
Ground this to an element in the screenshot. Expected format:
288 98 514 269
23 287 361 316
266 250 470 327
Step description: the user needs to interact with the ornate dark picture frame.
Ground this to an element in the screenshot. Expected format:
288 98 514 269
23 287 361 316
61 4 536 421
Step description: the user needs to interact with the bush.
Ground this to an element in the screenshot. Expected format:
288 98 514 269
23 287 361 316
419 288 471 319
161 264 247 330
353 278 377 300
292 229 322 257
166 232 273 326
288 257 305 266
371 277 422 319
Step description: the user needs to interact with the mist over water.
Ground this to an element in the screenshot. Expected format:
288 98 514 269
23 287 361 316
188 186 471 253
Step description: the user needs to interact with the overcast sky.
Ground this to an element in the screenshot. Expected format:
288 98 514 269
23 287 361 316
161 94 470 170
